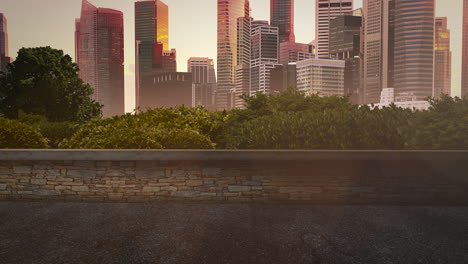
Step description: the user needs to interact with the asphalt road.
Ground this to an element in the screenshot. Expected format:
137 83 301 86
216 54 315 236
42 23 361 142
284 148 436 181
0 202 467 264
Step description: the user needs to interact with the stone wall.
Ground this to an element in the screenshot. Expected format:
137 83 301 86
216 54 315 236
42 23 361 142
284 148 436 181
0 150 467 204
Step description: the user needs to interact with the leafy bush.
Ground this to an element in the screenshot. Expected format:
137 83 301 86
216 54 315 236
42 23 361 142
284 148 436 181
225 105 411 150
18 112 81 148
62 107 217 149
0 118 48 149
404 95 468 149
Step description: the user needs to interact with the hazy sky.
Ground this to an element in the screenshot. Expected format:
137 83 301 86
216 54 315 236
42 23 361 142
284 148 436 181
1 0 463 112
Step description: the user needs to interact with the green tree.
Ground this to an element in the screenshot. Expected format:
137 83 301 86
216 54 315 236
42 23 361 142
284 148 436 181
0 46 102 122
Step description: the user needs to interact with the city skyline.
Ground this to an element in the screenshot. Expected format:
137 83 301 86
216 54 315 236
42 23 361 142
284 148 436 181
0 0 464 111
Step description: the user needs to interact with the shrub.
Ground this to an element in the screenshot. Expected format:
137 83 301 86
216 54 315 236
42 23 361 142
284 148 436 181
404 95 468 149
0 118 48 149
62 107 216 149
18 112 81 148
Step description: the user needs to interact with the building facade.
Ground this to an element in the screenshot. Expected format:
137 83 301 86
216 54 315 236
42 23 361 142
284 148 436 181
250 21 280 95
394 0 434 101
315 0 354 59
462 0 468 97
135 0 174 110
270 0 295 43
140 72 193 109
192 83 217 110
296 58 345 97
329 15 362 103
75 0 125 117
434 17 451 98
279 42 314 64
188 57 216 84
270 64 297 93
362 0 395 104
0 13 12 72
217 0 250 110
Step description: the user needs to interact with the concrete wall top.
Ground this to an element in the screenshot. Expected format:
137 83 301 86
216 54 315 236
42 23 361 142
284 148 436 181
0 150 467 161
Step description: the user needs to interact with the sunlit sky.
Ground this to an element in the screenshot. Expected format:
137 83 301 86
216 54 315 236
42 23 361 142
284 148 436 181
1 0 463 112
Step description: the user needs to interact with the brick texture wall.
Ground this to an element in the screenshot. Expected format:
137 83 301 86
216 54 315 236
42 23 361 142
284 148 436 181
0 152 467 204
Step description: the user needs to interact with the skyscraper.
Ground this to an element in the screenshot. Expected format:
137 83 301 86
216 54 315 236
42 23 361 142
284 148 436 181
188 57 216 84
462 0 468 97
217 0 250 110
250 21 280 95
233 16 252 109
75 0 125 117
270 0 295 43
315 0 353 59
329 14 362 102
0 13 12 72
434 17 451 98
135 0 172 110
394 0 434 101
362 0 395 104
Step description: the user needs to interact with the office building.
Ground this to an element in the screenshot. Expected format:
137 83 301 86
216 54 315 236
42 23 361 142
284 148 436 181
362 0 395 104
193 83 217 110
434 17 451 98
75 0 124 117
462 0 468 97
217 0 250 110
140 72 193 109
270 64 297 93
296 58 345 97
315 0 353 59
0 13 12 72
250 20 280 95
188 57 216 84
270 0 295 43
394 0 434 101
135 0 175 110
329 15 362 102
279 42 314 64
232 16 252 109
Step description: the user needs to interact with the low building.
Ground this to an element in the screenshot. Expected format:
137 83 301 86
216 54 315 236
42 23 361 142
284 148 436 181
370 88 430 111
270 64 297 93
139 72 192 110
279 42 314 64
192 83 216 110
295 58 345 97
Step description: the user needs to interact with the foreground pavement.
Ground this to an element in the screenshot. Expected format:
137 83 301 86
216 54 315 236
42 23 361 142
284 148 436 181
0 203 467 264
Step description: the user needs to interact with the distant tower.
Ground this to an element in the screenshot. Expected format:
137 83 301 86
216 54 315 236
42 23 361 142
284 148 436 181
0 13 12 72
135 0 173 110
75 0 125 117
462 0 468 97
217 0 250 110
270 0 295 43
188 57 216 84
250 21 280 95
362 0 395 104
315 0 353 59
394 0 434 101
434 17 451 98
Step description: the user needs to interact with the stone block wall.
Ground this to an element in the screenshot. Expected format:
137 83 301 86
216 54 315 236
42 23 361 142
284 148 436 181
0 151 467 204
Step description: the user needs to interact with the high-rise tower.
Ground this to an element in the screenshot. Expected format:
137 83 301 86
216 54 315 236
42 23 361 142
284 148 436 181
362 0 395 104
394 0 434 101
315 0 353 59
135 0 172 110
434 17 451 98
75 0 125 117
217 0 250 110
270 0 295 43
0 13 12 72
462 0 468 97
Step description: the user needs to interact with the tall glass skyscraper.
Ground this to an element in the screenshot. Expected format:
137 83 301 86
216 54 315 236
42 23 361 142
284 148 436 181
394 0 434 101
75 0 125 117
462 0 468 97
135 0 170 109
270 0 295 43
0 13 12 73
434 17 451 98
315 0 353 59
217 0 250 110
